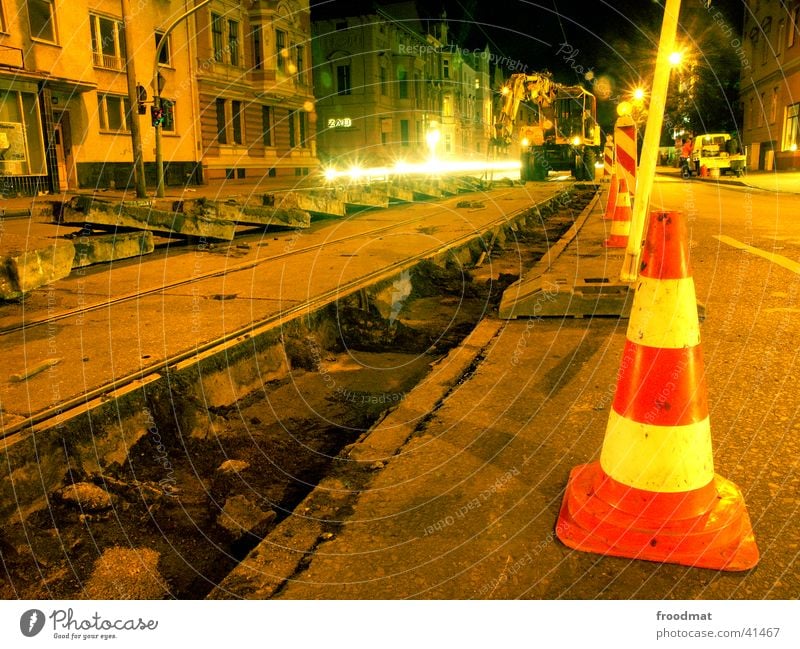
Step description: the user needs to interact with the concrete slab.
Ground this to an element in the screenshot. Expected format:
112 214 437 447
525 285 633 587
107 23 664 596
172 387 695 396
202 199 310 229
72 231 155 268
337 186 390 210
60 196 237 241
0 234 75 299
265 190 347 217
499 191 635 319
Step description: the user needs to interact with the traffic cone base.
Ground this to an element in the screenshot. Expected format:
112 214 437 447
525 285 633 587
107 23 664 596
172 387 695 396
557 462 759 571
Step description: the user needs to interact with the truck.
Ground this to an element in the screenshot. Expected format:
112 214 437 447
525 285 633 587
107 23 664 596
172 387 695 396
492 71 601 181
690 132 746 177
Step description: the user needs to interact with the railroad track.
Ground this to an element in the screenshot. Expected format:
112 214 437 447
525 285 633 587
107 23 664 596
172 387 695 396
0 190 532 337
1 185 583 439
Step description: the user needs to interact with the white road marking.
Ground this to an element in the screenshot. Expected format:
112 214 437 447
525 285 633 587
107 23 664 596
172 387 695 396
714 235 800 275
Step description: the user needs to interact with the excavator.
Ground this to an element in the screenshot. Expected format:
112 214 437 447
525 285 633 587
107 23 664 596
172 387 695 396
492 71 601 181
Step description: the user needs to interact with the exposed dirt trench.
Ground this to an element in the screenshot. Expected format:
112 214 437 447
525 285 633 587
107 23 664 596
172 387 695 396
0 188 595 599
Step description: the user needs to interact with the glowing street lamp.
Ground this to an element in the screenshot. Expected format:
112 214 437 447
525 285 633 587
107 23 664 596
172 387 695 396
426 125 441 160
668 50 684 66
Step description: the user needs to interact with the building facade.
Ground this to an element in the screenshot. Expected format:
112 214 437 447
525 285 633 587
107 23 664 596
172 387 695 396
311 3 495 167
0 0 318 195
740 0 800 170
195 0 317 181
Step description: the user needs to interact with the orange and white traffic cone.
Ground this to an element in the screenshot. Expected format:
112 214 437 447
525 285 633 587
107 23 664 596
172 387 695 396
603 172 617 220
603 178 631 247
556 210 759 571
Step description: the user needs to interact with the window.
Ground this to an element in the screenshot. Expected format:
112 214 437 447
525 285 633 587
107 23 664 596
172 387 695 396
400 119 409 146
784 103 800 151
761 22 771 65
443 59 449 79
216 98 227 143
231 100 242 144
90 13 125 70
295 45 304 83
398 69 408 99
443 94 453 117
212 13 224 62
252 24 263 70
0 90 47 175
790 8 799 48
299 111 307 147
288 109 296 147
28 0 56 43
98 94 132 132
758 92 765 127
380 67 387 95
777 20 785 57
211 14 240 66
228 19 239 67
276 29 286 72
337 64 351 95
155 31 170 66
770 87 778 123
262 106 272 146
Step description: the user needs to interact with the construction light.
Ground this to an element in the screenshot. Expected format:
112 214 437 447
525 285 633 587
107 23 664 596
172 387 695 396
323 167 338 182
669 51 683 66
520 137 530 148
633 87 645 101
571 136 582 146
617 101 633 117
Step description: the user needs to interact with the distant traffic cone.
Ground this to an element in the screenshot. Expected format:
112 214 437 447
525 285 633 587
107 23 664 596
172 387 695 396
603 172 617 220
603 178 631 246
556 210 759 571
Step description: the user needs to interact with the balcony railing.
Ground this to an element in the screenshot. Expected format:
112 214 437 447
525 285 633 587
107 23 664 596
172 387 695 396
93 51 125 71
0 44 24 70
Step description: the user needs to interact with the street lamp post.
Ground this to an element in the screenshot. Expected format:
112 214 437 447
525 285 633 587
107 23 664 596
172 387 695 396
620 0 682 283
153 0 212 198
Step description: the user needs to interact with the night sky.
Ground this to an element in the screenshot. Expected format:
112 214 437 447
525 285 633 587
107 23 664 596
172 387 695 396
311 1 745 82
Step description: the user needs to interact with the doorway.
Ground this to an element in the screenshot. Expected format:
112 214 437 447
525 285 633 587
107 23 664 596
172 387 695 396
52 111 75 190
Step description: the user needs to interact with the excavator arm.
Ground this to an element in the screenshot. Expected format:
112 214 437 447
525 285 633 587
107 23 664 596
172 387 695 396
493 72 557 147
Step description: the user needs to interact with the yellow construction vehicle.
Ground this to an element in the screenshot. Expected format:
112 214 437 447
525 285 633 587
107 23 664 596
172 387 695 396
493 72 601 181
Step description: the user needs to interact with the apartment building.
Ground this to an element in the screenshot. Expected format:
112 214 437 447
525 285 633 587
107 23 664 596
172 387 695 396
311 2 495 167
740 0 800 170
0 0 318 195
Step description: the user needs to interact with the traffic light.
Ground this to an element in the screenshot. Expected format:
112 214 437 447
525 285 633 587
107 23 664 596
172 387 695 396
161 99 174 130
150 106 163 127
136 84 147 115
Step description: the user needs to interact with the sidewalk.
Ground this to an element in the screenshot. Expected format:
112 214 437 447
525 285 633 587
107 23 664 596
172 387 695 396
213 193 796 600
656 164 800 193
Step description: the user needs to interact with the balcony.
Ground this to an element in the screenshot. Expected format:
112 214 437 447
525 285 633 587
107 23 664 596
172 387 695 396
93 52 125 71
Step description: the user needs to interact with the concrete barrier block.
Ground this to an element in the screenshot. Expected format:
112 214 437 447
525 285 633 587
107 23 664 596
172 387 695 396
0 235 75 299
72 231 155 268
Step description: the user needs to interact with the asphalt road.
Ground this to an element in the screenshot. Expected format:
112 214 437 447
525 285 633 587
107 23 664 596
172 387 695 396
233 176 800 601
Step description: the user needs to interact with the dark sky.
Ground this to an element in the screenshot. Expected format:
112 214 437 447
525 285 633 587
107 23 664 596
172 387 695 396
427 0 745 81
311 2 745 83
